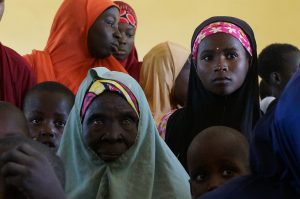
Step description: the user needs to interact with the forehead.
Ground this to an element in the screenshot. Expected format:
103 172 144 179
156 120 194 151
189 132 247 162
26 91 72 111
100 6 119 19
118 23 135 31
198 33 245 52
86 92 136 114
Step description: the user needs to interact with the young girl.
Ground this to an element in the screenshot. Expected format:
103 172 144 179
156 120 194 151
58 67 191 199
165 16 260 168
113 1 142 81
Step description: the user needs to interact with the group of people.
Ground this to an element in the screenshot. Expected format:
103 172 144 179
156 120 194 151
0 0 300 198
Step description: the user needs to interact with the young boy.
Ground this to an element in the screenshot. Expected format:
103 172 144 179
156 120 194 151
23 81 75 151
258 43 300 113
0 101 29 138
187 126 250 198
0 136 66 199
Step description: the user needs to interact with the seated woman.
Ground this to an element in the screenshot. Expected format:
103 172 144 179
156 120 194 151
57 67 191 199
199 61 300 199
140 41 190 126
24 0 126 93
165 16 261 169
113 1 142 81
0 0 36 107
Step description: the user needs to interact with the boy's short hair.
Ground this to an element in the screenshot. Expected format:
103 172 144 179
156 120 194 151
0 136 65 187
23 81 75 110
258 43 300 82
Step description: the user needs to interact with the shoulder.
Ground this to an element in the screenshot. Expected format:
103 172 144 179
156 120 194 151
199 175 287 199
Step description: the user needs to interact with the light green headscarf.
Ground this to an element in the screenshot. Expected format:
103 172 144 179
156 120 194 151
57 67 191 199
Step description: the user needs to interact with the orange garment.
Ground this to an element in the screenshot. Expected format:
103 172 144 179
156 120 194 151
140 41 189 125
24 0 127 94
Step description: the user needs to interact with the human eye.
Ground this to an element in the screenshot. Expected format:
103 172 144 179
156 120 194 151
55 120 66 128
126 30 135 38
200 53 213 62
105 17 116 27
192 172 207 183
225 51 238 60
30 118 42 125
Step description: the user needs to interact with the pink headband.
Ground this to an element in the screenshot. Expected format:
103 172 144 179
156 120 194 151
192 22 252 61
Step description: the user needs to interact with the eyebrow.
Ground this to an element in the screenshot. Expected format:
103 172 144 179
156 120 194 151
200 47 239 54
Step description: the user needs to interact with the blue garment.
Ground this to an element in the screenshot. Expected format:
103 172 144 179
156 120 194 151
199 69 300 198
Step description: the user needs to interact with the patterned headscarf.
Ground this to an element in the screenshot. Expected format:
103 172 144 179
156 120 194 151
81 79 139 120
114 1 137 28
192 22 252 63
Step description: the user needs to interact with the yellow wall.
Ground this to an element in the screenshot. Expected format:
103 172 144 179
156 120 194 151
1 0 300 59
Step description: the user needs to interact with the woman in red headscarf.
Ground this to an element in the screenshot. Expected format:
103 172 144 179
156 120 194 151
24 0 127 94
113 1 141 81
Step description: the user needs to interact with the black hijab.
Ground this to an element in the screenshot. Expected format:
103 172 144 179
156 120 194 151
165 16 260 168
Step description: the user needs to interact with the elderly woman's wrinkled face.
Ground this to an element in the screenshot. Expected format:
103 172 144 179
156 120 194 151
87 6 121 59
196 33 249 96
82 92 139 162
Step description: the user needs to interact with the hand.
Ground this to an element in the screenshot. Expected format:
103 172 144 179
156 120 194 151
0 143 66 199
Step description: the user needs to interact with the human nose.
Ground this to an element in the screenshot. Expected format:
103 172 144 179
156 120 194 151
113 26 121 40
118 32 127 45
39 122 56 138
207 175 224 192
214 58 228 72
101 122 122 141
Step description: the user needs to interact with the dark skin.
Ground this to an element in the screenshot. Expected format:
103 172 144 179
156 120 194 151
113 23 135 61
187 126 250 198
0 144 66 199
24 91 73 151
0 106 29 138
170 55 191 107
87 6 121 59
196 33 249 96
82 92 139 162
268 51 300 98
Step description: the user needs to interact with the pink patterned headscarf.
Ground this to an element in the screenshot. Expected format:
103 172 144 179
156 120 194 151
192 22 252 61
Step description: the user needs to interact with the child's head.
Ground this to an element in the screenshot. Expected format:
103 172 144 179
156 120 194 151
187 126 250 198
0 136 65 199
0 101 29 138
258 43 300 98
23 81 75 151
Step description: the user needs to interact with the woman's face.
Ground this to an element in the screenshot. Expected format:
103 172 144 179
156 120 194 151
196 33 249 96
113 23 135 61
82 92 139 162
87 6 121 59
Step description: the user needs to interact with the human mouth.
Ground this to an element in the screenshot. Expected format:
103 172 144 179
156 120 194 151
42 141 56 148
213 77 231 84
100 153 122 162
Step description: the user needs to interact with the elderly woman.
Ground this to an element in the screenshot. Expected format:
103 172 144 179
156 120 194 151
58 67 191 199
24 0 126 93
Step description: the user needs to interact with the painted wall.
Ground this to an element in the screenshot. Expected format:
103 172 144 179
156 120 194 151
1 0 299 60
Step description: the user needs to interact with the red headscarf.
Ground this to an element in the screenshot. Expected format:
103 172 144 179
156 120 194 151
0 43 36 107
24 0 127 94
114 1 141 81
